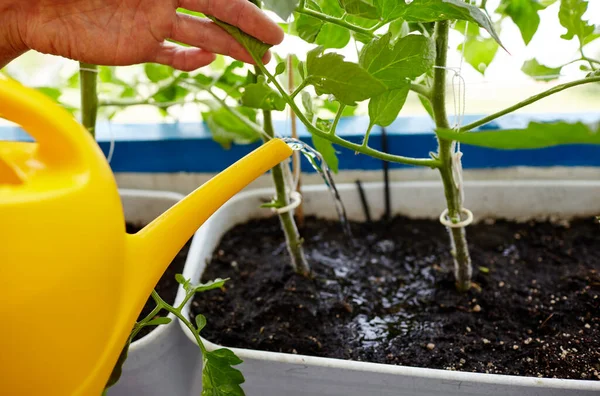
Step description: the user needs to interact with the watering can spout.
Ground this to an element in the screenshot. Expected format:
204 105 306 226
124 138 292 315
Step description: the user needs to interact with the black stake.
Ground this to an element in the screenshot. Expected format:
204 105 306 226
382 127 391 221
355 180 372 223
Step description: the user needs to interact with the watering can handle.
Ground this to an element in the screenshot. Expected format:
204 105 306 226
0 77 93 167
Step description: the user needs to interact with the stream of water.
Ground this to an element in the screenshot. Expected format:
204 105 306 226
282 138 353 241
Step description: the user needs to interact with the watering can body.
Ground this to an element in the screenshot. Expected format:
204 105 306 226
0 77 292 395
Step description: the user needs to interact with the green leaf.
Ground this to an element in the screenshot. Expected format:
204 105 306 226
203 108 260 149
241 79 286 111
144 63 173 83
146 317 172 326
558 0 595 43
202 349 245 396
368 85 410 127
359 33 435 88
302 91 315 122
521 59 561 81
338 0 379 19
388 19 410 44
398 0 504 48
436 121 600 150
36 87 61 102
418 94 434 119
583 30 600 45
294 1 351 49
195 314 207 333
312 134 339 173
192 278 229 294
275 62 286 76
209 17 271 60
305 46 386 105
459 36 499 74
262 0 299 20
175 274 189 286
375 0 409 22
496 0 547 45
152 85 189 103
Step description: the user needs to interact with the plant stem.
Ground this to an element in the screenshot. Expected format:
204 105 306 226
290 80 308 100
410 83 432 100
331 103 346 134
263 110 311 276
79 62 98 137
459 75 600 132
432 21 472 292
252 58 440 168
296 7 374 37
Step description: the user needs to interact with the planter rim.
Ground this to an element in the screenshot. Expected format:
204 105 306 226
118 188 184 349
179 180 600 391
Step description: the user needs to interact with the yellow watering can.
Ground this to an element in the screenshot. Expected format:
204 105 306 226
0 77 292 395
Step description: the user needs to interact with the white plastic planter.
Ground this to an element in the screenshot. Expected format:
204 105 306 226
107 189 200 396
180 181 600 396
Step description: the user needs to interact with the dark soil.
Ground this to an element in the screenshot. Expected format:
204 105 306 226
127 223 191 342
190 215 600 380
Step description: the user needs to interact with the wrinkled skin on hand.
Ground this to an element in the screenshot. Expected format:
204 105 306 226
0 0 284 69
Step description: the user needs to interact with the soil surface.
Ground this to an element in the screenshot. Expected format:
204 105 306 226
127 223 191 341
190 215 600 380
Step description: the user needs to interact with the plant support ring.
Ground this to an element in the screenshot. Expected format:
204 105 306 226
439 207 473 228
273 191 302 214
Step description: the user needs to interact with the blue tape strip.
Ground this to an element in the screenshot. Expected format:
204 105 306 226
1 113 599 173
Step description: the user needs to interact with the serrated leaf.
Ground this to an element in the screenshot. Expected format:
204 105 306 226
146 317 172 326
375 0 408 22
202 349 245 396
262 0 299 20
209 17 271 60
436 121 600 150
195 314 207 333
144 63 173 83
294 1 351 49
241 80 286 111
558 0 595 43
306 47 386 105
496 0 547 45
398 0 504 48
312 134 339 173
203 108 260 149
338 0 379 19
521 59 561 81
368 85 410 127
359 33 435 88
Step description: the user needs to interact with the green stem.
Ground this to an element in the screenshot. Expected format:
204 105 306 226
331 103 346 134
252 57 439 168
79 62 98 137
290 80 308 100
459 75 600 132
432 21 472 293
296 7 374 37
410 83 432 101
152 291 207 354
263 110 311 276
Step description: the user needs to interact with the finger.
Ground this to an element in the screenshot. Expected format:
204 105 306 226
173 13 260 65
152 42 216 71
179 0 284 46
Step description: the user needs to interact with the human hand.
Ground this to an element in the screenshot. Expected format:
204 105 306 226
0 0 284 69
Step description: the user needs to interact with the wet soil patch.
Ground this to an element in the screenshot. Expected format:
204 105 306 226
127 223 191 342
190 215 600 380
